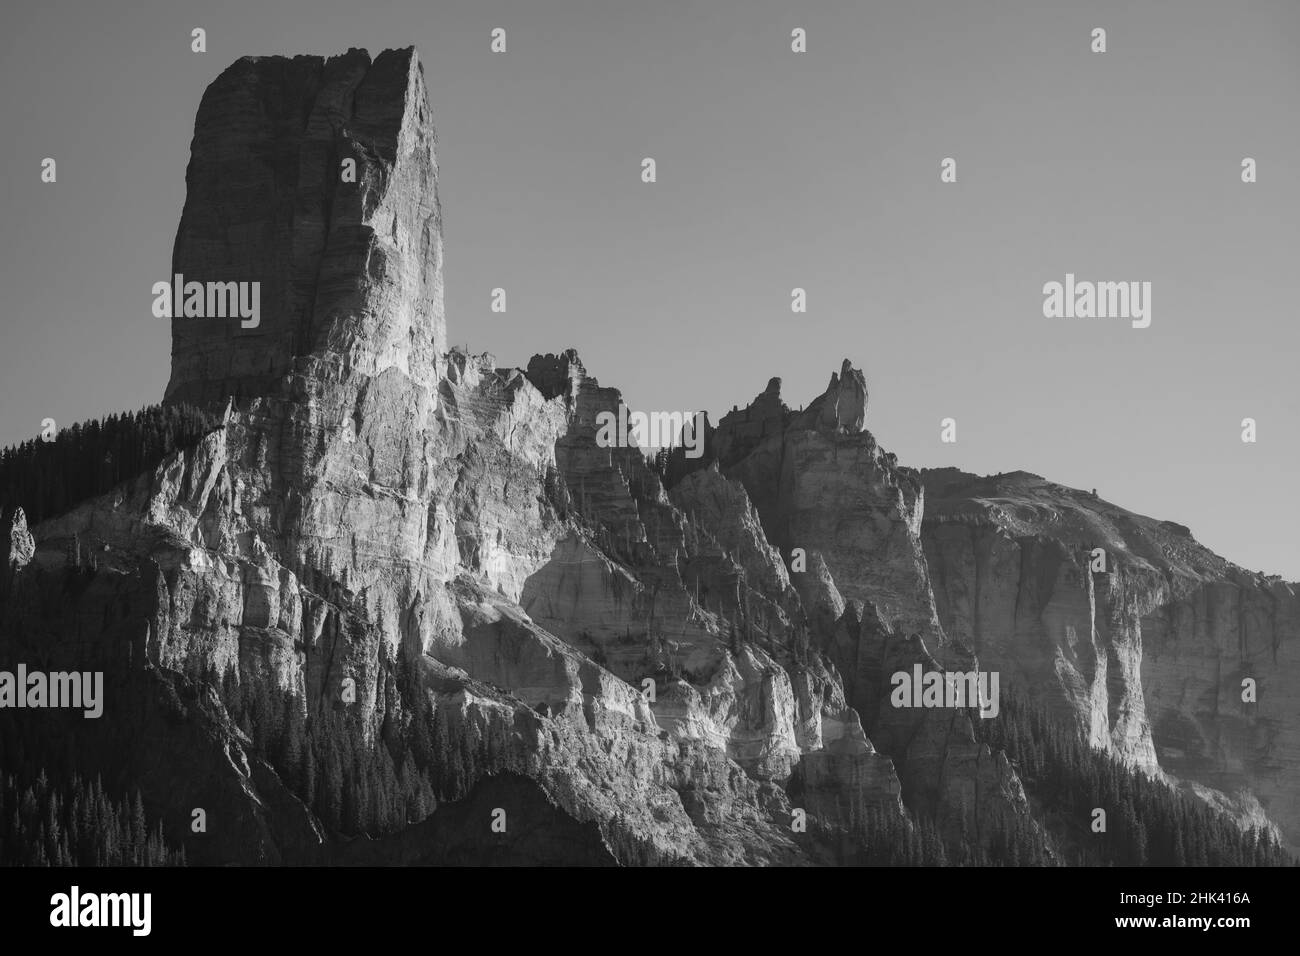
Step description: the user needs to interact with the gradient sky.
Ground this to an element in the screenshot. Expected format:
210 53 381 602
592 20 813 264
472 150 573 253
2 0 1297 578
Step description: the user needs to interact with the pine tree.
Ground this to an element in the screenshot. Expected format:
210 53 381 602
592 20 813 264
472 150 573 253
279 689 305 790
130 791 147 864
322 741 344 831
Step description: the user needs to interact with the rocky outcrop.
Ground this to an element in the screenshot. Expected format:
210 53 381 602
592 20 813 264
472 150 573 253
791 359 868 433
713 365 941 643
921 468 1300 850
0 506 34 601
3 507 33 570
704 366 1032 844
516 356 891 794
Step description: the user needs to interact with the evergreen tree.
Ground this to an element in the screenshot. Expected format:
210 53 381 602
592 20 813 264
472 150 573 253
0 402 221 526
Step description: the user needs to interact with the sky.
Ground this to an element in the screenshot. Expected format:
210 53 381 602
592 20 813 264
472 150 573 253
1 0 1297 578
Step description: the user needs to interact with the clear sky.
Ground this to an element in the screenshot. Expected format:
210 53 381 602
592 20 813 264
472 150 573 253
2 0 1297 578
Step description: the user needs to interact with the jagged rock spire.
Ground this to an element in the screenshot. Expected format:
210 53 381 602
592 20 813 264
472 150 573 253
795 358 868 433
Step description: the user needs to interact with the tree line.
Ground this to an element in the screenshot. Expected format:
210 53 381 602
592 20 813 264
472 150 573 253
974 682 1293 866
0 769 185 867
218 647 445 838
0 402 222 526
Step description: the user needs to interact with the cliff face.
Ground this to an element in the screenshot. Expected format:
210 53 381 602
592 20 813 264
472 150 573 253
1 46 1291 866
714 362 940 643
166 48 445 407
707 367 1030 843
0 48 916 866
921 469 1300 848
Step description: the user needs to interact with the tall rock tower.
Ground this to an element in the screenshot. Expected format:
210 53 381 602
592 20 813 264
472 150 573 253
157 48 453 634
165 47 445 407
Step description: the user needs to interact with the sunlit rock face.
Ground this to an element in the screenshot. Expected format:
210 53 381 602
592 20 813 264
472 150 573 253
921 468 1300 850
3 45 1288 866
2 48 922 866
166 47 445 409
702 363 1033 842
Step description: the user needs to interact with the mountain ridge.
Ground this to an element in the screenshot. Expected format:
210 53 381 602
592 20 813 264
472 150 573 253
1 46 1294 865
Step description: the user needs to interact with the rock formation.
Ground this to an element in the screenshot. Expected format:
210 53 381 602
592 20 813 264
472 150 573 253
2 48 908 865
921 469 1299 848
0 46 1293 866
166 47 445 407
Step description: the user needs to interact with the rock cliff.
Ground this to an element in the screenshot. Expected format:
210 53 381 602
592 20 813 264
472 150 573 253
3 48 910 865
166 47 445 407
0 47 1292 866
921 469 1299 849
